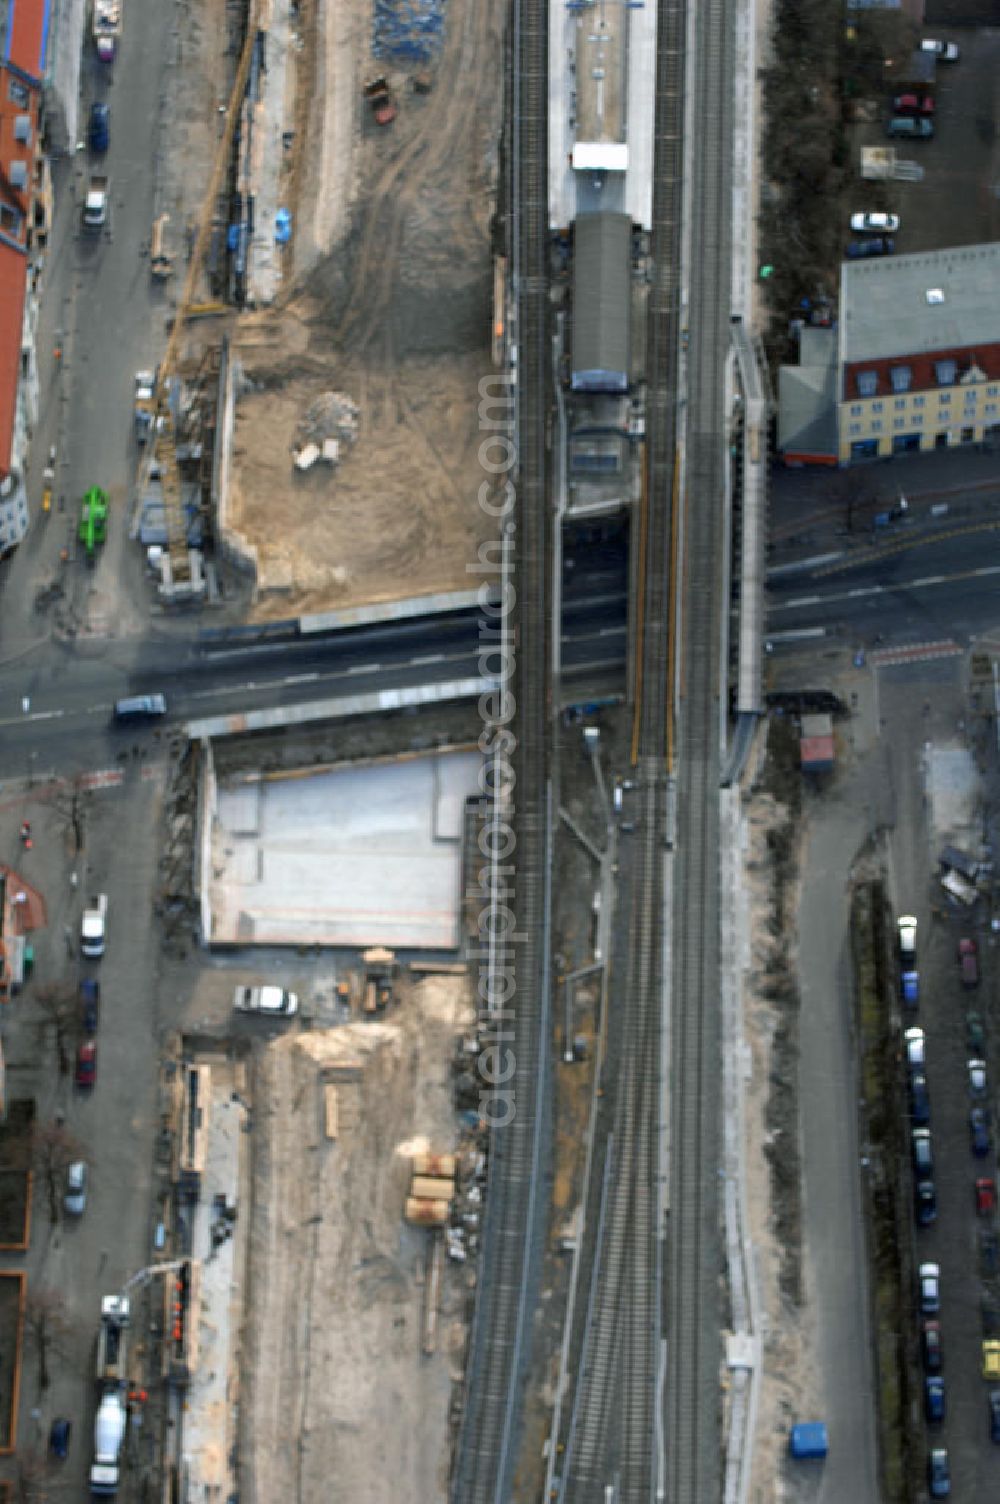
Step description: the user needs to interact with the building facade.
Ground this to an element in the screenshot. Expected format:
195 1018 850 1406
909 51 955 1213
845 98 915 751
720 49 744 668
0 0 52 554
779 243 1000 467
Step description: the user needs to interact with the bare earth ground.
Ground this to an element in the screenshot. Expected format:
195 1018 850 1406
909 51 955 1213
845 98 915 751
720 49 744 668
742 790 819 1502
241 976 473 1504
229 0 503 616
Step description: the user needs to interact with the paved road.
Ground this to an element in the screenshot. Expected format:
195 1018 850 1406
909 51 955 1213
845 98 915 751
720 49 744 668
797 700 883 1504
0 3 183 1495
767 518 1000 651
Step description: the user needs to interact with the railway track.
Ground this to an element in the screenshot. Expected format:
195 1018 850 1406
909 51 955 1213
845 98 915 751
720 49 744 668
553 0 686 1498
662 0 734 1496
449 0 552 1499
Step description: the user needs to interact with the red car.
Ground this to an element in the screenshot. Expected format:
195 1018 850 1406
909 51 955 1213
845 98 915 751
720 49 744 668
893 92 934 116
977 1178 996 1216
960 937 979 988
75 1039 96 1090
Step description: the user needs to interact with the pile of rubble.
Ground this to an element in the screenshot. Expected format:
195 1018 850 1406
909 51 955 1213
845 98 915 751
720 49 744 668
293 390 360 473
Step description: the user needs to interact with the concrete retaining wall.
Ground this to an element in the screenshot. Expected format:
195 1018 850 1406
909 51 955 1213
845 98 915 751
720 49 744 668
213 341 259 584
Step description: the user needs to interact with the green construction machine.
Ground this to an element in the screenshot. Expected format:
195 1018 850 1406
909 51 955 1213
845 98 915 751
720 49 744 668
79 486 109 561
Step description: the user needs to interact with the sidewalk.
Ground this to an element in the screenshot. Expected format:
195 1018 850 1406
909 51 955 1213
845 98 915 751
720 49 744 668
769 444 1000 563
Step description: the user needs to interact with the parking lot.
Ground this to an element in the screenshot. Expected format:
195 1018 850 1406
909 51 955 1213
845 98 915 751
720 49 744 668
880 659 1000 1498
851 28 1000 254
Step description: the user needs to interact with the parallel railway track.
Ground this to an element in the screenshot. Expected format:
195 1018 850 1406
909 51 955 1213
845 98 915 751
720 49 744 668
555 0 686 1498
449 0 552 1498
663 0 733 1497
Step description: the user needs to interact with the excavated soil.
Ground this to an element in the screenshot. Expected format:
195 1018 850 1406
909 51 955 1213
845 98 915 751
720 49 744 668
228 0 503 617
241 977 473 1504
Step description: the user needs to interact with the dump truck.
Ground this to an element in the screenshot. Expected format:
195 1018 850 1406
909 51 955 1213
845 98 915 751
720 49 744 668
96 1295 130 1383
83 174 110 230
79 487 109 561
90 1389 126 1494
364 77 397 126
82 894 108 958
93 0 122 61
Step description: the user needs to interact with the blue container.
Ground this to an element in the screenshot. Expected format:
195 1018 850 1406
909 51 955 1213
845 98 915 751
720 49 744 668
789 1422 828 1460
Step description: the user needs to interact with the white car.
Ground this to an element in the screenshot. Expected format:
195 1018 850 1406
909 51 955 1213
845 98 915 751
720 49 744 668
969 1058 988 1097
921 38 959 62
905 1026 926 1071
919 1261 941 1314
851 211 900 234
233 985 299 1016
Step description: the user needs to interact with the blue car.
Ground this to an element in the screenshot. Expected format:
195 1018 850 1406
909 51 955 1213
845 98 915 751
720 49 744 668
971 1107 991 1157
901 969 919 1007
925 1376 945 1423
847 236 895 259
910 1073 931 1126
928 1446 950 1497
49 1418 71 1459
88 101 109 154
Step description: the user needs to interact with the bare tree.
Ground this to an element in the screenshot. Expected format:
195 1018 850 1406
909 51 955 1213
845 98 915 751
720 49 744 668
48 774 89 859
32 984 78 1077
31 1123 87 1225
24 1287 74 1393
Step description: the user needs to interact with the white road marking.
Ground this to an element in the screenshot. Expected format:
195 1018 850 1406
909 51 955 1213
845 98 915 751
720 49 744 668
410 653 446 666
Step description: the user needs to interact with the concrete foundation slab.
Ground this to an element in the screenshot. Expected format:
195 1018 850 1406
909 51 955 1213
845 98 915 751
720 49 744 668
205 749 482 950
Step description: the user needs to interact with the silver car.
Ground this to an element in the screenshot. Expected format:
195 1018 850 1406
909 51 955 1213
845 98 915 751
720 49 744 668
64 1161 87 1216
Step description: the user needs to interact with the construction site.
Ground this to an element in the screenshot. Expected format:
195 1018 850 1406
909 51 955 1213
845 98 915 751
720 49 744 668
136 0 502 613
112 1 504 1494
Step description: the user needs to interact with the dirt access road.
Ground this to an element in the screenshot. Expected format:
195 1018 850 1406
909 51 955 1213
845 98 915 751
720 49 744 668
230 0 504 616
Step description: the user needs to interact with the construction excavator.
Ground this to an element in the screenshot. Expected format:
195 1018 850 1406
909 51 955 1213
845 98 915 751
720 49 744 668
139 0 263 589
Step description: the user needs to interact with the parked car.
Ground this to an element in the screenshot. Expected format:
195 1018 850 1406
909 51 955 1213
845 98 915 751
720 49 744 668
898 914 918 963
850 211 901 233
921 37 959 61
981 1229 1000 1277
915 1179 937 1226
233 985 299 1016
968 1011 986 1053
893 92 934 116
901 968 919 1007
847 236 895 259
976 1178 996 1215
49 1418 71 1460
88 101 109 154
912 1128 934 1176
989 1390 1000 1444
910 1072 931 1125
920 1261 941 1314
75 1038 96 1090
925 1375 946 1424
922 1319 943 1372
969 1058 988 1097
80 976 99 1034
928 1446 951 1498
64 1160 87 1216
905 1027 926 1071
959 937 979 987
888 116 934 140
970 1106 990 1157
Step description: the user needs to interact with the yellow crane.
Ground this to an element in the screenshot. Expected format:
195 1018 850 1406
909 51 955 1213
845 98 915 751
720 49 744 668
141 0 262 584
